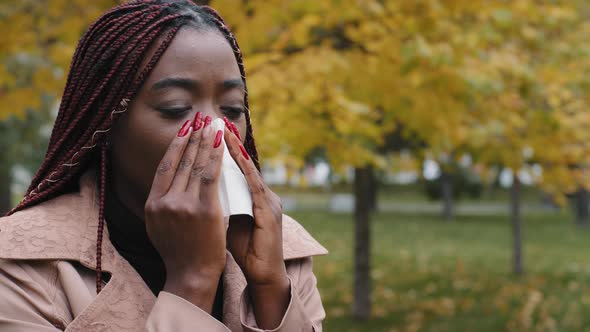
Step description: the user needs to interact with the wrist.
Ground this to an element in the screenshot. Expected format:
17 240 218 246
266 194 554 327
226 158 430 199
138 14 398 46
247 274 291 330
163 271 222 314
249 274 290 295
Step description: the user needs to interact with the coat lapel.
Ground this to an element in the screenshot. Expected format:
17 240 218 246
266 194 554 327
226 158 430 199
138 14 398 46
66 185 156 332
0 170 327 331
65 255 156 332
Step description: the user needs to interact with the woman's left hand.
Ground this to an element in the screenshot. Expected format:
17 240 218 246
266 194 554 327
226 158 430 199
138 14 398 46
223 126 290 328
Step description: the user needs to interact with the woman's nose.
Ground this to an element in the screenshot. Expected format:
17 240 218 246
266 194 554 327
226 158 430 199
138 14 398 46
196 104 221 121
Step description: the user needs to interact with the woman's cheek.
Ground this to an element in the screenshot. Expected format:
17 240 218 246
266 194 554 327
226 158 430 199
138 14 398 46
122 113 177 195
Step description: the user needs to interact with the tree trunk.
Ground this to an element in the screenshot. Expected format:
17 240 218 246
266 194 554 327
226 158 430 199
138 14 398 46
353 167 372 320
367 166 378 213
441 171 454 221
574 188 590 227
510 175 523 275
0 165 10 216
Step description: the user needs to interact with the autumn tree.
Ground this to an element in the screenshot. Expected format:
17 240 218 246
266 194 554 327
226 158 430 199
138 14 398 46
533 0 590 227
455 0 590 273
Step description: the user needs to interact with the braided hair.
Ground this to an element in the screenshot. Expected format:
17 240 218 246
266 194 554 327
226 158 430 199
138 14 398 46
5 0 260 293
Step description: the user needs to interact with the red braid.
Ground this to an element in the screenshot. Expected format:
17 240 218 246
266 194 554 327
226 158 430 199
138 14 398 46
96 145 107 293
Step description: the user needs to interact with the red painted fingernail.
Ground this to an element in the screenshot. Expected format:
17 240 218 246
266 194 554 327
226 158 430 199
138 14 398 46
193 112 202 131
213 130 223 148
230 122 241 140
239 144 250 160
178 120 191 137
204 116 212 128
223 116 231 129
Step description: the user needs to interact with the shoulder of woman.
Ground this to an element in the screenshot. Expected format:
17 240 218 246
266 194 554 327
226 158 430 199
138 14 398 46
281 214 328 261
0 191 93 262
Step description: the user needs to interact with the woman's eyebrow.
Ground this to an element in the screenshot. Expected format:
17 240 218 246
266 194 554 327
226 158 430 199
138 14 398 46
151 77 198 91
222 78 244 91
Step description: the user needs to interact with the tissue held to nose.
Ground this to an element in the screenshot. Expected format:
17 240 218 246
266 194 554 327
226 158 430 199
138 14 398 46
210 118 253 223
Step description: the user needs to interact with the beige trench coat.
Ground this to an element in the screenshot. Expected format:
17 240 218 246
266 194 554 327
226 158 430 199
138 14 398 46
0 171 328 331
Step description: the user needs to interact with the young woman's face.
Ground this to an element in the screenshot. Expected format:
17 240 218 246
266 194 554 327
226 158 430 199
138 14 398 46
110 27 246 214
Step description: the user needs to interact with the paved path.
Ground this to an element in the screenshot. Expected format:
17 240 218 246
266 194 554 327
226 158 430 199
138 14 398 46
279 193 559 215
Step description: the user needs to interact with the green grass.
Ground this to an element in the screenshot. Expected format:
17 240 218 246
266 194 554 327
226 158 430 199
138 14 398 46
292 210 590 332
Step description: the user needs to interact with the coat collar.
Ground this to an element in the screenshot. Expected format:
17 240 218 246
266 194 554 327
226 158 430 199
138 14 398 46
0 170 327 331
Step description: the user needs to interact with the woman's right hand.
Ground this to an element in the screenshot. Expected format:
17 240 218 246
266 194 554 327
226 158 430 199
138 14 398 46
144 113 226 313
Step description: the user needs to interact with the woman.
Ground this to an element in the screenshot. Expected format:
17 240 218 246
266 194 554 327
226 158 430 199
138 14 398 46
0 1 327 331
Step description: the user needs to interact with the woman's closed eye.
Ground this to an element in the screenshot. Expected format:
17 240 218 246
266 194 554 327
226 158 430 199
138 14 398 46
221 106 245 120
155 105 192 118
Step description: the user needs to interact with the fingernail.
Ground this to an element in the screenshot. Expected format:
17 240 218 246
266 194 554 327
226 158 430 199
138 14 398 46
239 144 250 160
213 130 223 148
178 120 191 137
223 116 231 129
204 115 212 128
193 112 202 131
230 122 241 140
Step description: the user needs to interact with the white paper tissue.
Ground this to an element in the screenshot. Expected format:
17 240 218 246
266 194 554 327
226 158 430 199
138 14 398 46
211 118 253 222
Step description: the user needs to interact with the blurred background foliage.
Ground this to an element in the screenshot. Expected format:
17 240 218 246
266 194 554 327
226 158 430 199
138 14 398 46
2 0 590 331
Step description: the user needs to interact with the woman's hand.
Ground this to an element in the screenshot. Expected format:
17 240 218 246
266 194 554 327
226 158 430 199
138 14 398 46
144 114 226 314
223 125 290 329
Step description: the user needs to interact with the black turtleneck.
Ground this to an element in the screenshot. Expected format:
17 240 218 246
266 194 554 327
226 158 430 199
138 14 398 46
104 187 223 319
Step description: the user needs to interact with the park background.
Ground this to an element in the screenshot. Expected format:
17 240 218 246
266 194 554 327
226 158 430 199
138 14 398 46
2 1 590 331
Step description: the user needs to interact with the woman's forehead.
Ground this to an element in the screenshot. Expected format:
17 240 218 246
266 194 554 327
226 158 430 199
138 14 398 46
145 28 241 87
